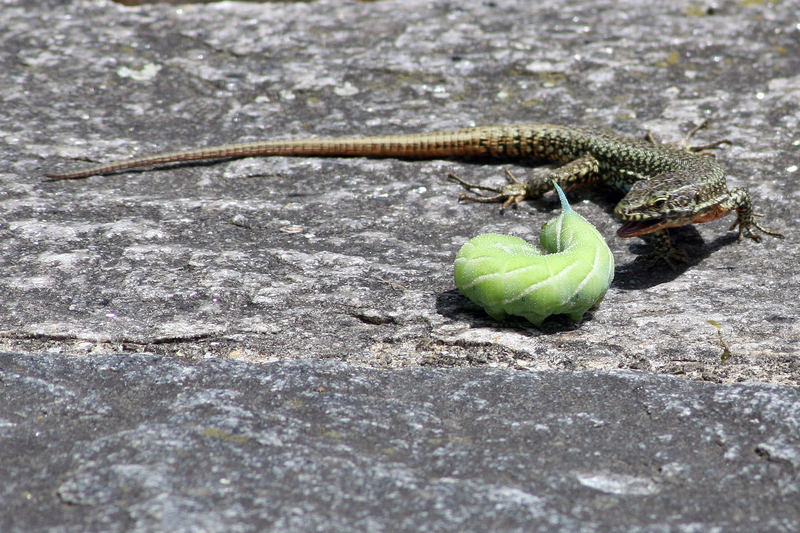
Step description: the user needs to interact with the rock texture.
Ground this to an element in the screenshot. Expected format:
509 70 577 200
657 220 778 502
2 0 797 383
2 353 799 531
1 0 799 530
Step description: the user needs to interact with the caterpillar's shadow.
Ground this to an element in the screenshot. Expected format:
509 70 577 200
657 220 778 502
436 289 596 335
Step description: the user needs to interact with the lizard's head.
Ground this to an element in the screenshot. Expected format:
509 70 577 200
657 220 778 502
614 171 724 237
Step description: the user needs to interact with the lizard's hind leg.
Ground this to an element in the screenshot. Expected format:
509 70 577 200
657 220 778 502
448 155 600 209
681 119 732 154
645 119 731 155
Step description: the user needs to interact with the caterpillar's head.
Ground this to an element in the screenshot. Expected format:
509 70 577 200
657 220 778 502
539 181 599 250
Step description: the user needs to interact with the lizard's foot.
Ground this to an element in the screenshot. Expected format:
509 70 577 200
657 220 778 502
447 168 528 208
729 212 784 241
636 246 689 272
632 230 688 271
682 119 732 154
646 119 731 155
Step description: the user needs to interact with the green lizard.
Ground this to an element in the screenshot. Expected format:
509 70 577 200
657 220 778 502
46 122 782 267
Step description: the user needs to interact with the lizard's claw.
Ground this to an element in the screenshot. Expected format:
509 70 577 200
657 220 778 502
729 212 783 241
682 119 732 153
447 168 528 208
632 230 689 271
637 247 689 272
647 119 732 155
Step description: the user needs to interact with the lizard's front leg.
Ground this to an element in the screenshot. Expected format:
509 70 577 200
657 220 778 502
447 154 600 207
641 230 689 270
725 188 783 241
635 187 782 270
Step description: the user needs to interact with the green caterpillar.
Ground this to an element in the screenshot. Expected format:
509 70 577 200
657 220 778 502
454 182 614 326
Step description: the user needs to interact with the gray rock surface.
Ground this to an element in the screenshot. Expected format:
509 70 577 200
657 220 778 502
2 353 799 532
2 0 797 383
1 0 799 530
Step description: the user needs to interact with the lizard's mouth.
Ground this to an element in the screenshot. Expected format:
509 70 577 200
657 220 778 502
616 219 667 237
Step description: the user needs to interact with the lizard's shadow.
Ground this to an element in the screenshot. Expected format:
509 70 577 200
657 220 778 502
613 229 738 290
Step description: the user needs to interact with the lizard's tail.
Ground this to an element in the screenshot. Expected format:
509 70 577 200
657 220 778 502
44 127 500 180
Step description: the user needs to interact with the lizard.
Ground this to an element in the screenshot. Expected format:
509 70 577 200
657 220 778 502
45 122 782 267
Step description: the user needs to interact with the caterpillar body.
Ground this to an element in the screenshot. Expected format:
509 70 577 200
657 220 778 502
453 182 615 326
